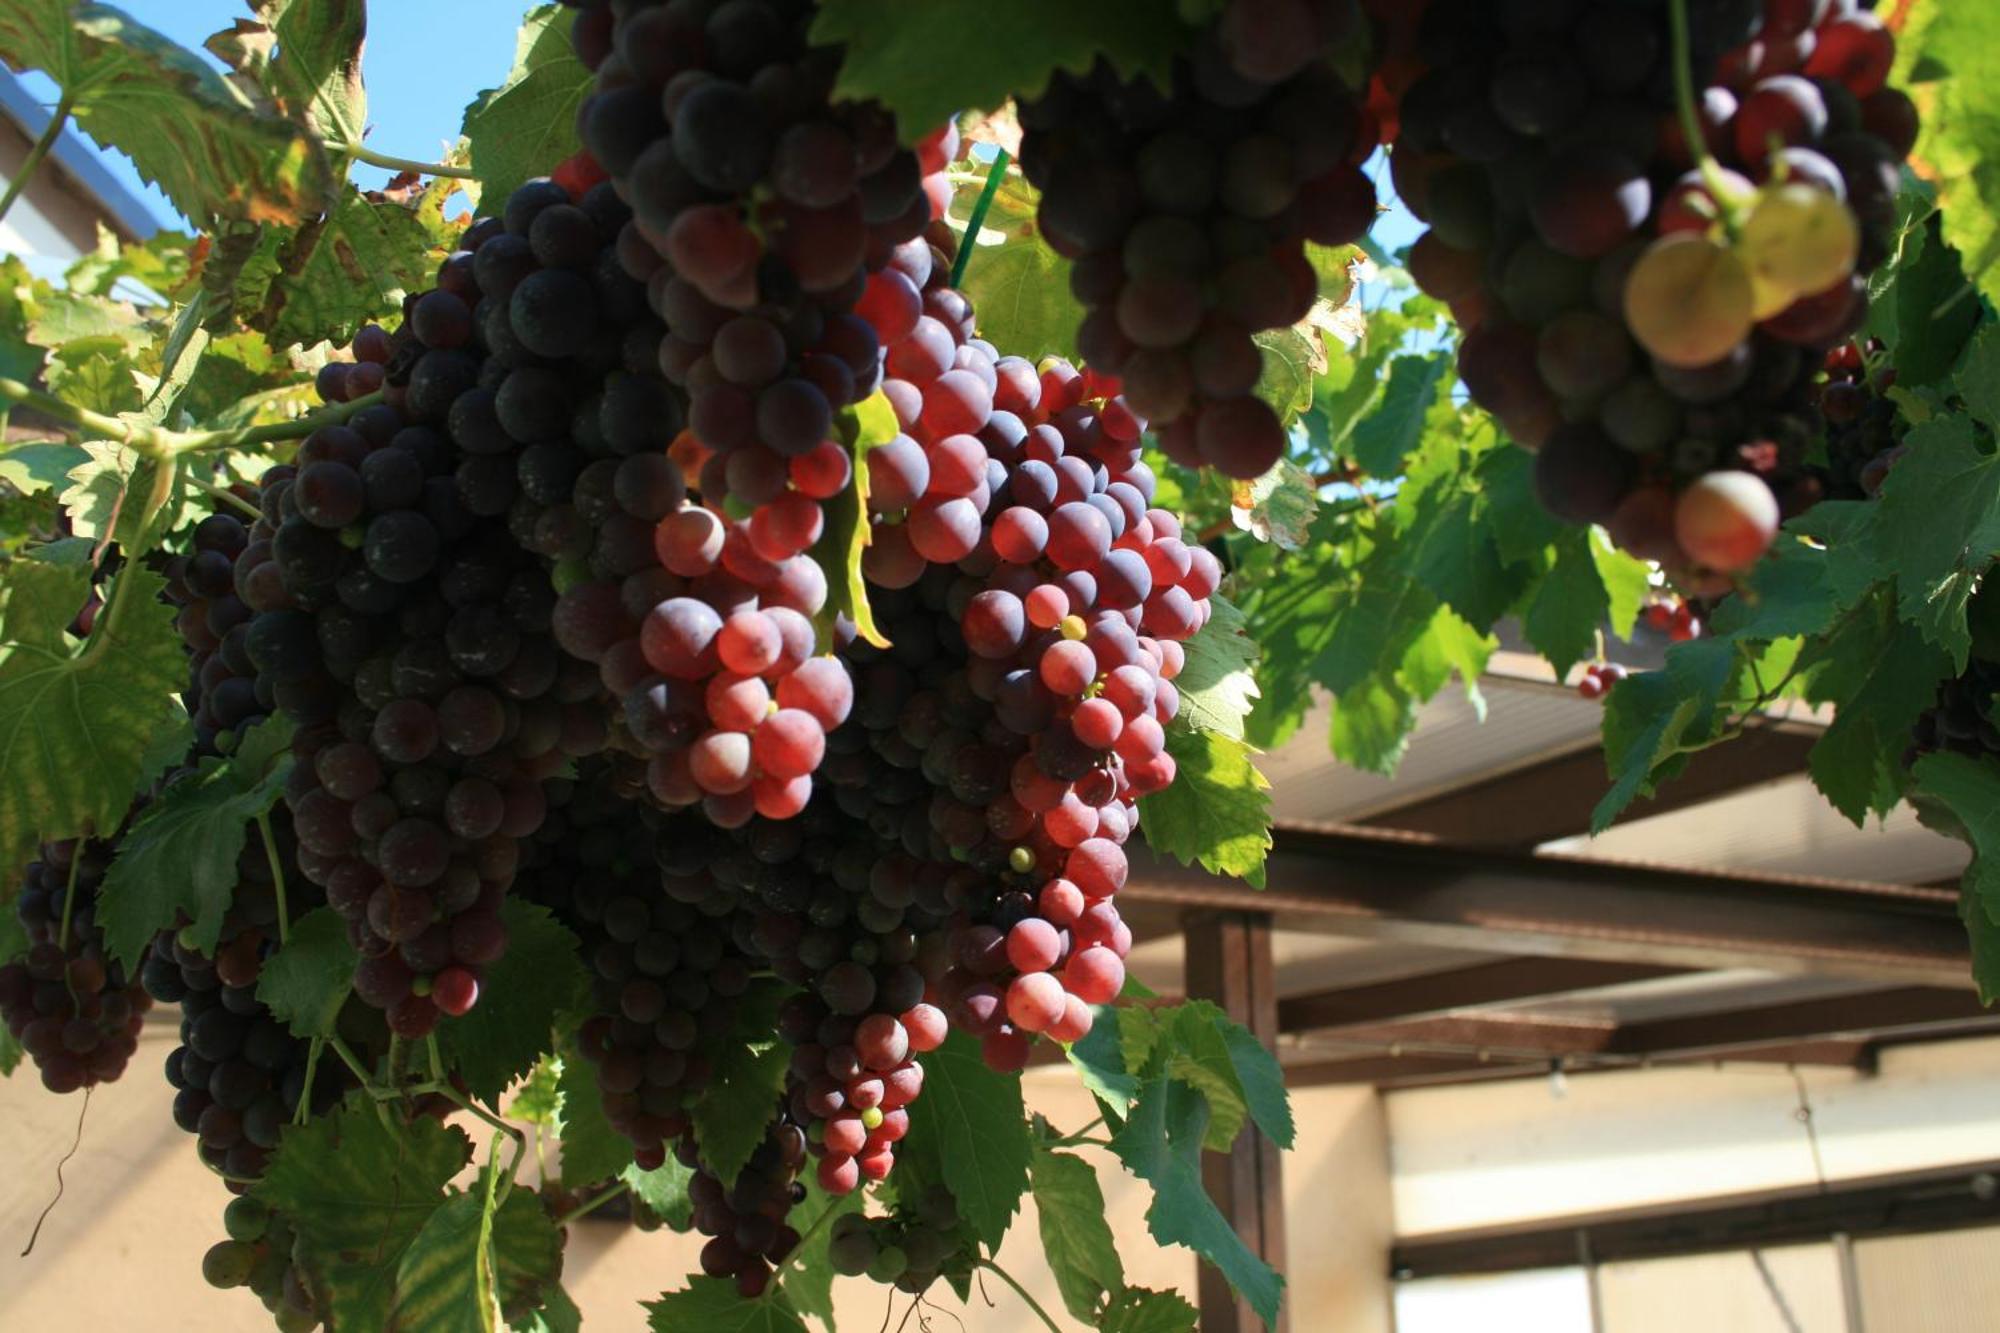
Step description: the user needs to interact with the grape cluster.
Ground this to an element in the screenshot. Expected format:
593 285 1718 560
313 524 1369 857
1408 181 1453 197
1386 0 1914 583
679 1113 808 1298
826 1182 977 1293
0 838 150 1093
1814 338 1902 499
1015 4 1376 478
198 1195 320 1333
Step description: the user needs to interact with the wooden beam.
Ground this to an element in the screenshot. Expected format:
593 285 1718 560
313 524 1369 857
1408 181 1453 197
1611 986 1997 1057
1277 958 1682 1032
1359 724 1819 848
1124 824 1972 987
1185 911 1288 1333
1392 1158 2000 1278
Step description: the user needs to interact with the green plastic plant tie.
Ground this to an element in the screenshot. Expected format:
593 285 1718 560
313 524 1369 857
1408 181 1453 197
951 149 1012 290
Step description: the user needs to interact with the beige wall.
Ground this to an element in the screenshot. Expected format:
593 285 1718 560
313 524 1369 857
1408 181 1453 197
0 1032 1395 1331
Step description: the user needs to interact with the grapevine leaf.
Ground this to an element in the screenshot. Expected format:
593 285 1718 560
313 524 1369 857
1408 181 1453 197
1301 337 1394 460
257 906 359 1037
0 556 86 652
0 1026 19 1076
462 4 588 206
511 1284 583 1333
1100 1286 1201 1333
646 1277 807 1333
1897 0 2000 312
623 1157 695 1230
232 0 367 147
1398 477 1538 629
254 1095 474 1331
1065 1007 1139 1116
1523 527 1607 683
1909 750 2000 942
1329 675 1418 775
0 443 87 497
436 899 588 1104
689 980 792 1187
1029 1146 1124 1322
1138 728 1272 888
508 1058 563 1127
1958 321 2000 436
810 0 1195 143
784 1174 864 1331
1229 460 1319 550
1252 324 1317 425
901 1032 1031 1252
1872 413 2000 669
1480 445 1565 566
555 1045 634 1188
1170 1001 1294 1150
97 715 294 971
1110 1073 1285 1328
1310 565 1436 696
1589 526 1652 638
816 390 899 649
1171 592 1260 741
26 291 146 349
1347 352 1449 477
953 170 1082 363
61 441 199 549
1803 607 1950 825
0 564 187 892
393 1166 564 1332
1886 213 1983 390
0 0 331 225
253 192 438 350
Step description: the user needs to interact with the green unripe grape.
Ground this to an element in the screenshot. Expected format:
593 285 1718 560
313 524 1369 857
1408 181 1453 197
867 1244 910 1283
1008 846 1035 874
223 1195 270 1243
201 1239 259 1290
860 1105 885 1130
274 1305 318 1333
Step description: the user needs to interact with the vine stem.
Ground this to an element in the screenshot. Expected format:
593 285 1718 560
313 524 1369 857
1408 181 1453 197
0 94 75 228
56 835 84 953
949 149 1011 290
556 1179 630 1227
185 472 261 519
341 142 478 181
765 1192 847 1294
1668 0 1745 236
255 811 289 946
975 1259 1065 1333
0 377 384 460
327 1034 377 1088
294 1037 323 1126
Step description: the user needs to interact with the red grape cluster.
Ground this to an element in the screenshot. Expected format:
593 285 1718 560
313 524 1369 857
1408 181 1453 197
1814 338 1903 499
1014 4 1377 478
0 838 151 1093
679 1113 809 1298
1382 0 1914 585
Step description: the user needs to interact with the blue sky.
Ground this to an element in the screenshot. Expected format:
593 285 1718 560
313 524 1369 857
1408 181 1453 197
25 1 534 230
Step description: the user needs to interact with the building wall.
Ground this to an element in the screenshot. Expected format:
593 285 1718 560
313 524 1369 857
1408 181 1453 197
0 115 131 275
0 1035 1394 1331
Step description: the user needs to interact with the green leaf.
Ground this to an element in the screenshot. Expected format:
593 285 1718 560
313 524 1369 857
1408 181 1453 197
508 1058 563 1127
1030 1146 1125 1322
815 390 899 649
1100 1286 1201 1333
555 1045 634 1188
1897 0 2000 312
0 1025 20 1077
1329 676 1418 776
1228 459 1319 550
1480 445 1565 566
1589 527 1652 639
647 1278 806 1333
0 564 186 886
1065 1007 1139 1115
60 441 199 550
231 0 368 148
0 556 86 653
1958 322 2000 437
393 1166 564 1332
1872 413 2000 669
463 4 587 206
624 1157 695 1230
97 715 294 971
1348 353 1449 477
810 0 1195 142
952 169 1082 364
436 899 587 1104
1110 1074 1284 1328
1523 528 1608 682
1170 593 1260 742
253 192 438 350
257 906 359 1037
1803 605 1950 824
1138 728 1272 888
511 1284 583 1333
689 983 791 1188
900 1032 1031 1253
0 442 88 497
0 0 331 225
1908 751 2000 1002
1251 324 1317 425
254 1095 474 1331
784 1174 864 1331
